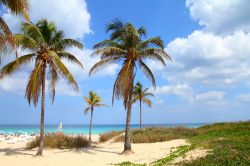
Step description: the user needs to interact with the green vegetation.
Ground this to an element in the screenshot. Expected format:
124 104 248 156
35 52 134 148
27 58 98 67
151 145 194 166
99 131 123 143
114 127 198 143
114 161 146 166
114 121 250 166
179 121 250 166
27 133 88 149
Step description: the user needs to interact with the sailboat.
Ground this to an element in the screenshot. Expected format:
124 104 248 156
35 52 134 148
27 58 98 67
57 121 63 133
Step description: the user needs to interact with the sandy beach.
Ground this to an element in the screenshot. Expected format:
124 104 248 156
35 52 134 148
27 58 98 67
0 134 187 166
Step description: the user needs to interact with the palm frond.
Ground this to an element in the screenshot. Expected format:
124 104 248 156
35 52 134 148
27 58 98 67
15 34 37 50
106 18 124 33
139 37 164 49
25 61 43 106
0 53 35 78
84 107 91 115
95 103 107 107
142 98 152 107
21 22 45 44
141 48 172 60
57 51 83 68
93 40 123 49
89 57 118 76
48 62 58 103
61 39 83 49
91 47 126 57
51 51 79 92
137 27 147 37
1 0 30 20
138 60 156 88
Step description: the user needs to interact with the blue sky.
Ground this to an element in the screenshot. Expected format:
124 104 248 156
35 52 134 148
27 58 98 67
0 0 250 124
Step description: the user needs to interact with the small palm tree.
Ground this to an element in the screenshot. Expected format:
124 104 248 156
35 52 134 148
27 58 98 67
89 19 171 154
133 82 154 129
0 0 30 64
0 19 83 156
84 91 106 146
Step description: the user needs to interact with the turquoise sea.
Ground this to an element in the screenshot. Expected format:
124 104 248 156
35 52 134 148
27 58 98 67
0 123 207 135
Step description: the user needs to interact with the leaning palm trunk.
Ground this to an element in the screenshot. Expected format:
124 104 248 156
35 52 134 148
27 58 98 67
36 63 46 156
88 107 94 146
139 99 142 129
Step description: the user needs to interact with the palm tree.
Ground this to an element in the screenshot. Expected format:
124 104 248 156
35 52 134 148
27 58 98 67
89 19 171 154
0 0 30 64
132 82 154 129
84 91 106 146
0 19 83 156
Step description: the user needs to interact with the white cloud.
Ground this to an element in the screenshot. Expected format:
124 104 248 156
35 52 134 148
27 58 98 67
0 48 119 96
2 0 91 39
0 73 27 94
65 48 119 79
165 30 250 86
194 91 229 108
186 0 250 35
151 84 194 101
195 91 225 102
236 93 250 102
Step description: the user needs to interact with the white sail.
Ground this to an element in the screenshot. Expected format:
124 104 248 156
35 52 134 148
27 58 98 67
57 122 63 132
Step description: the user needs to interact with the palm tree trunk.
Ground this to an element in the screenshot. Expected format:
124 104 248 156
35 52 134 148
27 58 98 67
88 107 93 146
36 63 46 156
123 100 132 154
140 99 142 129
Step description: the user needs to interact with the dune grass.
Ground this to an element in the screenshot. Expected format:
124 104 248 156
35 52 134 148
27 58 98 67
113 127 198 143
99 131 124 143
114 121 250 166
27 133 88 149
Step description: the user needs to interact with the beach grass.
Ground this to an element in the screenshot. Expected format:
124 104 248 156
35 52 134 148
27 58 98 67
115 121 250 166
27 133 88 149
113 127 198 143
99 131 124 143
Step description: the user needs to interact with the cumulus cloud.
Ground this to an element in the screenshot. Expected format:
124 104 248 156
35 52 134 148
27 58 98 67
65 48 119 79
2 0 91 39
194 91 229 108
186 0 250 35
151 84 194 101
194 91 225 102
165 31 250 86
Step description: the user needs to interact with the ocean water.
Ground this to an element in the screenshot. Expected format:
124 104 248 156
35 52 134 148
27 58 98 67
0 123 207 135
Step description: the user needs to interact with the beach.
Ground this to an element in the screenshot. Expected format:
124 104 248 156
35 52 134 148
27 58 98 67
0 134 187 166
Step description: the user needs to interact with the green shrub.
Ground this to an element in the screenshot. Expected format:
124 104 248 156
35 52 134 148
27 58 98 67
26 133 88 149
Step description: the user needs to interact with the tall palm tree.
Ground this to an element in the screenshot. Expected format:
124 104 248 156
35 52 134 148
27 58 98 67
132 82 154 129
0 19 83 156
84 91 106 146
0 0 30 64
89 19 171 154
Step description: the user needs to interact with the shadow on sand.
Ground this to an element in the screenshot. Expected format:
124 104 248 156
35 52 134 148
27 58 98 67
0 147 36 156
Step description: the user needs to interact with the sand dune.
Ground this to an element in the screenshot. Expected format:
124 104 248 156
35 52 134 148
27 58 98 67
0 136 187 166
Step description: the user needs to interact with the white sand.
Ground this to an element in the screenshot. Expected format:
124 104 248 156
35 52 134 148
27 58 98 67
0 135 188 166
171 148 209 165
